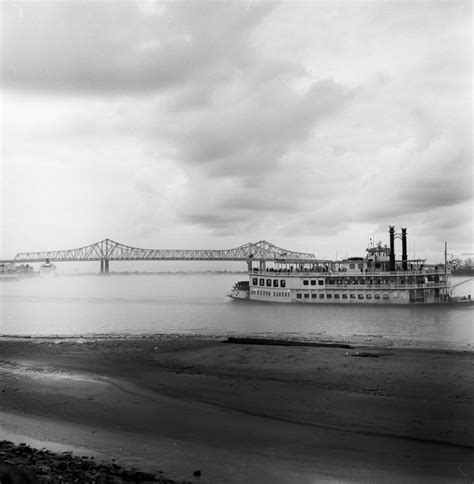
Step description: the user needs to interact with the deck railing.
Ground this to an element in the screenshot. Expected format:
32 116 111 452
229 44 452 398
249 269 448 278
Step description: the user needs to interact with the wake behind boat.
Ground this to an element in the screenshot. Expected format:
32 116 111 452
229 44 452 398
228 226 472 305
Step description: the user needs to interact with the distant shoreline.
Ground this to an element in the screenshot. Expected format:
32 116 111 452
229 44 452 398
452 269 474 276
43 270 248 276
12 270 474 277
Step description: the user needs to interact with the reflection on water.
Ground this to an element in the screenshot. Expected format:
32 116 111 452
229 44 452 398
1 274 473 349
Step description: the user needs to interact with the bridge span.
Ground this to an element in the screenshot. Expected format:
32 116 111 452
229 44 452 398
12 239 316 273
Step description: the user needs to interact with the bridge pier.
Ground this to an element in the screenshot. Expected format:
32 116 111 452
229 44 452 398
100 260 110 274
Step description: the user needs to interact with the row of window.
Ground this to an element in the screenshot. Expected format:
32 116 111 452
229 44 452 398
296 292 390 300
252 278 286 288
251 290 290 298
303 278 390 286
302 278 428 286
252 277 429 290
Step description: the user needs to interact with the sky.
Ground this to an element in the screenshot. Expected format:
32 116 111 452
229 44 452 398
1 0 472 266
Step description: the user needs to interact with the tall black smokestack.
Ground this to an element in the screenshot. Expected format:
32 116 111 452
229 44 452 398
389 226 395 272
401 227 408 271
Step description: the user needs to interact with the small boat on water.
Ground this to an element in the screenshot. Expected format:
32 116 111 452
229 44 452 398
228 226 472 305
0 263 20 280
16 264 36 277
39 258 56 277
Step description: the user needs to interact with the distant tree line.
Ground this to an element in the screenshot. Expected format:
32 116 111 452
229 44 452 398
451 257 474 274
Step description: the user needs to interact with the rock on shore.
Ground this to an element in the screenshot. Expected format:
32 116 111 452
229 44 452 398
0 440 176 483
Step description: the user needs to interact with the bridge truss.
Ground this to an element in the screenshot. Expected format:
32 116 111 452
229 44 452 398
13 239 316 272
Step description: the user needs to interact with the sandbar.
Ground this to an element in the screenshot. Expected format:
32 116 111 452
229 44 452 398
0 335 473 482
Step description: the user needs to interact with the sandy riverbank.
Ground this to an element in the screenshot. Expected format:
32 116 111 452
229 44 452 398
0 335 473 482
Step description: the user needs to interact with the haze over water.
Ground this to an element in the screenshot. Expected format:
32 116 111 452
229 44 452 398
1 274 472 350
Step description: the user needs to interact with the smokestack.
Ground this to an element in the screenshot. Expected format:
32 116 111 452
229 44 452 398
401 227 408 271
389 226 395 271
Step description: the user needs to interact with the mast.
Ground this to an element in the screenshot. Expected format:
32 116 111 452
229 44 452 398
444 241 449 300
445 241 447 277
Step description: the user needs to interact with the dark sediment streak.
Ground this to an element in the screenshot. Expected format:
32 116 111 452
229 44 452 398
224 336 353 349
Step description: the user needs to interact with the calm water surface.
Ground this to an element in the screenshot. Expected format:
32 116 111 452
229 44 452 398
1 273 473 349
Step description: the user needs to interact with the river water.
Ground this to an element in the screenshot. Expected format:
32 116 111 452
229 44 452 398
1 273 473 349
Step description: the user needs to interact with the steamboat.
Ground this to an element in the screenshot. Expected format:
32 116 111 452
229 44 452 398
228 226 471 305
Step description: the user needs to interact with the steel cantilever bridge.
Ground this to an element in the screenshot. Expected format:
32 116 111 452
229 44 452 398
13 239 316 272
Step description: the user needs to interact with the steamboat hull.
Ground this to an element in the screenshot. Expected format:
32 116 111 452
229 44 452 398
236 270 453 305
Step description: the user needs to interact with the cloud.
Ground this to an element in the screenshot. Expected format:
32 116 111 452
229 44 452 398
1 1 472 260
163 78 351 178
1 1 273 94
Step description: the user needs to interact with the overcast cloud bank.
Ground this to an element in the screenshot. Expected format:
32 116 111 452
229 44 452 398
1 1 472 261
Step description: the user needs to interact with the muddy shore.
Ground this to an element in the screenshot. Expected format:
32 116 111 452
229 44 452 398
0 335 473 482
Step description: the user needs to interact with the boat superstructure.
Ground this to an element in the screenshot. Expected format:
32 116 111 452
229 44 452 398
228 226 462 305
